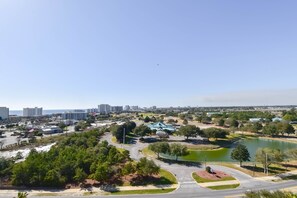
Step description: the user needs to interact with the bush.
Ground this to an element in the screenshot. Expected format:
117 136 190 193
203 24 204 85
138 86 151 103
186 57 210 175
205 166 212 173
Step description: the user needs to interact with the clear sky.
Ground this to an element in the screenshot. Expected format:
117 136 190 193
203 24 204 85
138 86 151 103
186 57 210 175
1 0 297 109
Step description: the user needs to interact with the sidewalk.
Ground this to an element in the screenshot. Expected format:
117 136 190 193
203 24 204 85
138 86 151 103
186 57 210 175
0 184 178 197
198 180 240 188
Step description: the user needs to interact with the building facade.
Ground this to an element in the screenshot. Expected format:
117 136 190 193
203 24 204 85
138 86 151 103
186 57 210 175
0 107 9 120
124 105 130 111
23 107 43 117
111 106 123 113
62 112 87 120
98 104 111 114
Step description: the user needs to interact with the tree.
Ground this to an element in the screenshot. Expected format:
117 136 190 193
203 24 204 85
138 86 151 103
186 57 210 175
58 122 67 131
182 119 188 125
262 124 278 136
224 118 239 128
276 122 295 136
144 116 151 123
231 144 250 167
74 125 81 131
122 162 135 177
255 148 284 174
213 118 224 126
202 128 229 140
111 125 125 143
93 163 112 182
148 142 170 159
125 121 137 132
177 125 201 140
201 116 212 124
0 140 5 150
73 168 87 183
245 190 296 198
133 124 152 138
136 157 160 177
167 119 176 124
169 143 188 161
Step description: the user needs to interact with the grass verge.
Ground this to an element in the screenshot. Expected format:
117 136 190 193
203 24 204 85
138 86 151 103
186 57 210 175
159 169 178 184
207 184 239 190
110 188 175 195
142 147 156 158
35 193 57 196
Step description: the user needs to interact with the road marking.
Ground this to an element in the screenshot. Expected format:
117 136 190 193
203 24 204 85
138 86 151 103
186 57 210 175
181 181 197 184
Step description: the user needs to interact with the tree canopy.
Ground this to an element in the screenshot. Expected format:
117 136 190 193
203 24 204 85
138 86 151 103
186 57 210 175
177 125 201 140
231 144 250 166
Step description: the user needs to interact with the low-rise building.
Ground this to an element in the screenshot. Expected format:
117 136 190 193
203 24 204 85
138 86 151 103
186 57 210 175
41 126 62 134
62 112 87 120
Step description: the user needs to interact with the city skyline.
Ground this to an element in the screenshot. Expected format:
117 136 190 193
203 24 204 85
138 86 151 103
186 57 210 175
1 0 297 109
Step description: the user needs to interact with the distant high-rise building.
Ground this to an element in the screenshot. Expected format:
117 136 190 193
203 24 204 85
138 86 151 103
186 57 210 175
0 107 9 120
111 106 123 113
131 106 139 111
23 107 43 117
124 105 130 111
87 108 98 113
73 109 86 113
98 104 111 114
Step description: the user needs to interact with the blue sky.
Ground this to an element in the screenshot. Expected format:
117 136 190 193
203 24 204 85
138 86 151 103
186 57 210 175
1 0 297 109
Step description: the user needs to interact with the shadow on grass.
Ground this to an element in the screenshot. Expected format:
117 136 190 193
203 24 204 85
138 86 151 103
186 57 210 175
129 176 174 186
158 158 202 168
242 165 286 174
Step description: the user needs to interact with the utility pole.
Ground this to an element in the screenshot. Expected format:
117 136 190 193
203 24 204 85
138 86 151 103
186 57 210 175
123 127 126 144
266 153 268 175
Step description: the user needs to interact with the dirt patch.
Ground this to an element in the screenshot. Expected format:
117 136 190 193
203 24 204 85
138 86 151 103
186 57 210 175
196 170 231 181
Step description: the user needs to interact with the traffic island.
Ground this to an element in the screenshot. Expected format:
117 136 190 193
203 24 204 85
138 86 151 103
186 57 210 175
192 169 240 190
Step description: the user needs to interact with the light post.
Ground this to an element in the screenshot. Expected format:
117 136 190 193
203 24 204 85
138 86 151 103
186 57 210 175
265 152 269 175
123 127 126 144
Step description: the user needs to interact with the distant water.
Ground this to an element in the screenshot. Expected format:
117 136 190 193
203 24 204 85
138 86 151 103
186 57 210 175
10 109 75 116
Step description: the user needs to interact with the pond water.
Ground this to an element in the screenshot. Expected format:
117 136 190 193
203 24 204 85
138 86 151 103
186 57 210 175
181 138 297 162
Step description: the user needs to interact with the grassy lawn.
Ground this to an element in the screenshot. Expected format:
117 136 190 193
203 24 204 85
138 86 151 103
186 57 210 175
35 193 58 196
159 169 178 184
110 188 175 195
218 162 295 177
116 147 127 153
207 184 239 190
111 136 117 143
123 169 177 186
281 174 297 180
187 144 219 151
192 172 236 183
142 147 157 158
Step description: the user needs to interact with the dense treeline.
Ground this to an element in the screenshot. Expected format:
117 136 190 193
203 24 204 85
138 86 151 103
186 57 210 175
11 129 132 187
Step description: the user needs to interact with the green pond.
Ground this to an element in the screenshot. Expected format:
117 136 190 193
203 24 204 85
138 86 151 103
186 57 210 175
165 138 297 162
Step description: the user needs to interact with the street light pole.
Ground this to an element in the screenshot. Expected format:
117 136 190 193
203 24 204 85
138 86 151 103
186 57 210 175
266 153 268 175
123 127 126 144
